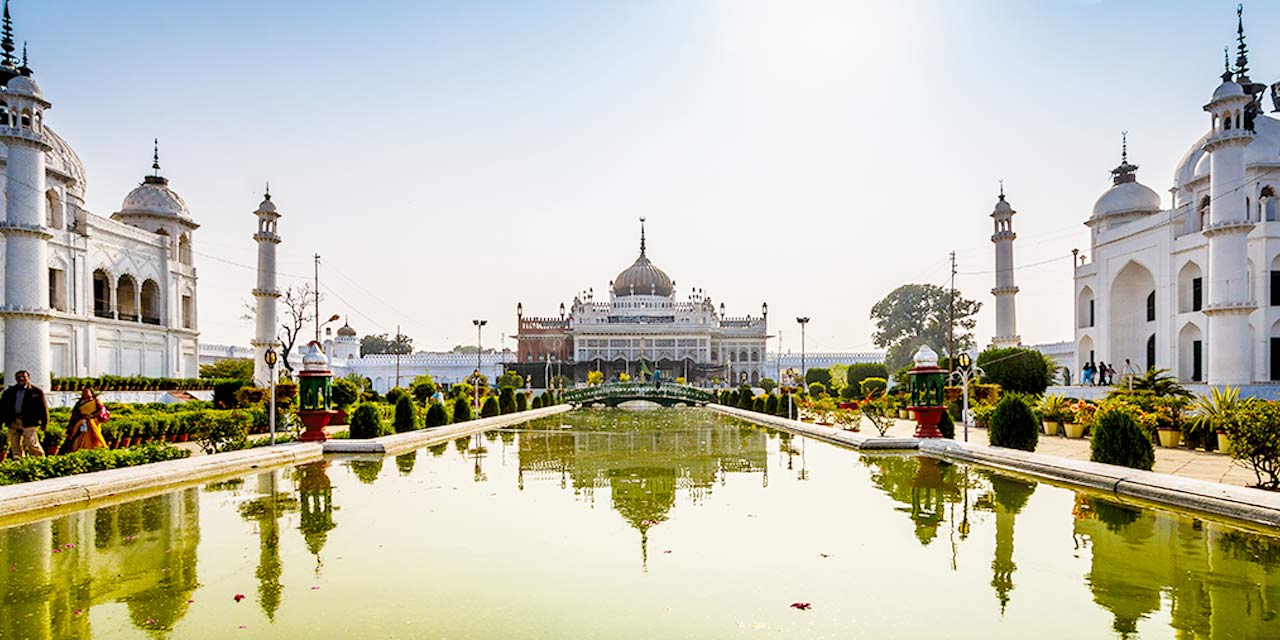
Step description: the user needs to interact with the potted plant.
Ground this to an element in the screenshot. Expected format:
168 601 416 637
1190 386 1240 453
1152 396 1186 448
41 424 66 456
1039 394 1066 436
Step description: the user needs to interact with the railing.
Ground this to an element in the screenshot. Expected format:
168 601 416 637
563 382 717 406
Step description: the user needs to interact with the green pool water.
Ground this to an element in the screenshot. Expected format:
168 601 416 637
2 408 1279 639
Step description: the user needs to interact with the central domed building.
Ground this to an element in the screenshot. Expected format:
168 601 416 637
514 220 768 386
1073 8 1280 386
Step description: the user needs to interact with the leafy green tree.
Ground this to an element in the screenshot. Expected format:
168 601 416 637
424 401 449 428
978 347 1051 395
199 358 253 380
846 363 890 398
410 374 438 403
805 367 832 388
360 332 413 356
989 394 1038 451
759 378 777 394
480 396 500 418
452 395 473 422
393 394 417 433
871 283 981 370
385 387 408 406
497 371 525 389
331 378 360 409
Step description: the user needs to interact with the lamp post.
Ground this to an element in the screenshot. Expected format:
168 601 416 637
948 352 984 443
264 347 278 445
796 317 810 387
908 345 947 439
473 319 487 412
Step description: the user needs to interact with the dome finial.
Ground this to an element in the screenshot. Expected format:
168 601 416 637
1235 4 1251 82
998 179 1004 200
265 181 271 200
639 217 646 257
16 40 28 76
152 138 161 176
1110 132 1139 185
1120 130 1128 164
1 0 15 69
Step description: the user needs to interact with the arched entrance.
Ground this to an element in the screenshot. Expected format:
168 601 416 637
1109 261 1156 370
1178 323 1203 382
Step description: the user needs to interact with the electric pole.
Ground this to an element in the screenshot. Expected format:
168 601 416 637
313 253 321 343
949 250 956 373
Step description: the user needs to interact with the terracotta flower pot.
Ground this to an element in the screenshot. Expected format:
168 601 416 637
1156 428 1181 448
1063 422 1086 439
1042 420 1060 436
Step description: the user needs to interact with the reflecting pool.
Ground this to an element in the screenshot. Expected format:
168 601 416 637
2 408 1279 638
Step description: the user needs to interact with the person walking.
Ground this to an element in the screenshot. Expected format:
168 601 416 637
66 388 108 452
1097 361 1109 386
1 370 48 458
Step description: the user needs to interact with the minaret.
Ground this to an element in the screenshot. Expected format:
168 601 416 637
0 2 54 388
990 183 1020 348
252 187 282 387
1203 14 1257 386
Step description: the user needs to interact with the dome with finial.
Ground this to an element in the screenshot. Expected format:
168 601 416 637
302 341 328 370
611 218 674 298
119 140 190 219
1093 133 1161 220
337 319 356 337
257 184 277 214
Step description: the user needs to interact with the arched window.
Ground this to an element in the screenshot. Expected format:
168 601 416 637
1146 291 1156 322
1224 111 1233 130
1146 334 1156 371
1198 195 1211 230
19 109 30 128
45 189 61 229
92 270 112 318
117 275 138 321
1263 186 1276 222
178 234 192 265
141 279 161 325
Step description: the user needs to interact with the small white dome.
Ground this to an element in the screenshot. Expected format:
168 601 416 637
993 196 1013 213
302 341 328 370
1212 80 1244 101
256 196 276 214
912 345 939 368
5 74 41 98
1092 181 1162 218
120 176 189 218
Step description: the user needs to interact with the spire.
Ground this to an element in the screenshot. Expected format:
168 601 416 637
16 40 28 76
998 179 1005 201
1 0 15 69
152 139 161 175
1110 131 1138 185
1222 46 1233 83
639 217 647 257
264 181 271 201
1235 3 1251 83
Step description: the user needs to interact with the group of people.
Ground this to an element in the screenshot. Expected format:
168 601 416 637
1081 358 1136 386
2 369 109 458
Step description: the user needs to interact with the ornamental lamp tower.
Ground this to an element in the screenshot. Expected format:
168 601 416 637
990 183 1020 348
0 3 53 388
252 187 282 387
908 345 947 438
297 341 336 442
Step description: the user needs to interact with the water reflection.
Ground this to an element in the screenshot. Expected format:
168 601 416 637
297 461 337 573
0 490 200 639
516 413 767 569
236 472 298 621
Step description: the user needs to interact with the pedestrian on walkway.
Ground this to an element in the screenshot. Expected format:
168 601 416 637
1097 361 1109 386
1 371 48 458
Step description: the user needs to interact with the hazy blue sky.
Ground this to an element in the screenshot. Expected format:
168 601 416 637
19 1 1277 353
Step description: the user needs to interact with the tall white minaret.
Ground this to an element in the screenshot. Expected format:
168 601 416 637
252 188 282 387
0 7 54 388
990 183 1020 348
1205 14 1260 386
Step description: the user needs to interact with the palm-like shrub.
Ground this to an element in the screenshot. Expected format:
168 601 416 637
1124 368 1192 398
452 395 473 423
1090 405 1155 471
424 401 449 428
988 394 1038 451
392 394 417 433
349 404 383 439
1189 385 1241 448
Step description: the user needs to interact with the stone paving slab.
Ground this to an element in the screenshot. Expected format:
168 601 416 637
709 405 1280 529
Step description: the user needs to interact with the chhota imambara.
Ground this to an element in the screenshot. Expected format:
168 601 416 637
1073 8 1280 387
512 220 769 387
0 3 200 389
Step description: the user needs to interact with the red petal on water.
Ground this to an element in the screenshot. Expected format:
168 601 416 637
233 594 245 602
789 602 812 610
311 586 320 590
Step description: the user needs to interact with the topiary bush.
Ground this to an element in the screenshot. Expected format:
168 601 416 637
393 394 417 433
859 377 887 398
738 389 753 410
452 395 474 422
1090 405 1155 471
776 394 794 418
532 393 545 409
332 378 360 409
349 403 383 439
808 382 827 397
424 400 449 428
752 396 764 412
516 392 528 412
765 394 779 415
480 396 500 418
385 387 408 407
988 394 1038 451
499 387 517 414
847 363 891 398
937 408 955 439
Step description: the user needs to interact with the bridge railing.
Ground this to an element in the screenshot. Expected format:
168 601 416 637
563 382 716 405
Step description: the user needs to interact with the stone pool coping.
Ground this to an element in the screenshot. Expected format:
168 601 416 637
0 442 324 526
322 404 572 456
709 405 1280 529
0 405 572 525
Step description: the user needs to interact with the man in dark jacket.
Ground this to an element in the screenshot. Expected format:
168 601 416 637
1 370 48 457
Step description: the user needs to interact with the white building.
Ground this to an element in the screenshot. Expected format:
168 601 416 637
0 10 198 387
1074 10 1280 385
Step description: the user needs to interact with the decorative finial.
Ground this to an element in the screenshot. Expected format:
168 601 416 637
998 179 1005 200
1 0 15 68
264 181 271 200
1121 131 1128 164
1110 132 1139 185
1236 4 1250 82
639 217 646 256
152 139 160 175
16 40 28 76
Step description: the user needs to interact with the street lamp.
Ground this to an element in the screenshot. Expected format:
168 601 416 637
948 352 984 443
263 347 279 445
796 317 810 388
473 319 487 411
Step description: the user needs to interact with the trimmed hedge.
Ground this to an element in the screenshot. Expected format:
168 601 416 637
452 395 474 423
937 408 955 439
349 404 384 439
516 392 529 412
480 396 501 418
393 395 417 433
499 388 517 414
425 401 449 428
1090 407 1155 471
988 394 1038 451
0 442 190 486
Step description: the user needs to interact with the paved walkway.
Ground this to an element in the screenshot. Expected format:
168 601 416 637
860 415 1260 487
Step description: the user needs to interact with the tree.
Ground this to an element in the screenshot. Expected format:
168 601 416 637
989 394 1038 452
332 378 360 409
199 358 253 380
759 378 777 394
393 394 417 433
424 401 449 427
870 283 981 371
349 404 382 439
978 347 1051 395
499 387 517 414
480 396 501 418
805 367 832 388
846 363 890 398
361 332 413 356
410 374 438 404
452 394 473 422
497 371 524 389
276 284 322 376
827 364 848 395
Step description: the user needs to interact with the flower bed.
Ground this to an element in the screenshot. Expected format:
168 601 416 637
0 442 190 486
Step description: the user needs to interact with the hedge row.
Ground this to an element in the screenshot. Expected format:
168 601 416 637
51 376 237 392
0 442 190 486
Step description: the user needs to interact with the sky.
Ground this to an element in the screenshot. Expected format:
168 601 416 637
18 0 1279 354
